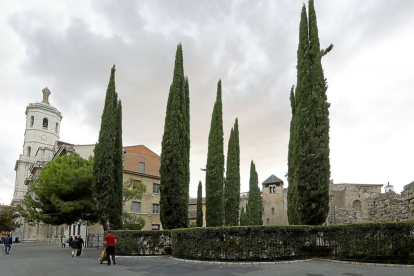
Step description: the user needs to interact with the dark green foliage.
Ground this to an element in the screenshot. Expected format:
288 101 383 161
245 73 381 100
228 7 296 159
196 181 203 227
224 118 241 226
289 0 332 225
111 230 171 256
205 80 225 227
247 161 262 225
93 65 123 230
112 99 124 230
160 44 190 229
21 154 97 225
170 222 414 263
0 206 22 232
239 207 247 226
122 215 145 230
287 85 298 225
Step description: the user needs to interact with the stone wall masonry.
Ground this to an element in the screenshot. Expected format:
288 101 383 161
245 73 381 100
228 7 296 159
402 181 414 220
367 193 407 222
366 181 414 223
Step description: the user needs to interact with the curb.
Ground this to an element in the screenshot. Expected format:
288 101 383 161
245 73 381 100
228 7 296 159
115 255 414 267
316 258 414 268
170 256 314 265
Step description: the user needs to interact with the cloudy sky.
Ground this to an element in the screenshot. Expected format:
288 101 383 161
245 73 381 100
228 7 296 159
1 0 413 205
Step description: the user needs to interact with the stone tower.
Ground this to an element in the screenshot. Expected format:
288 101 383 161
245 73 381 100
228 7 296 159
262 174 288 225
12 88 62 205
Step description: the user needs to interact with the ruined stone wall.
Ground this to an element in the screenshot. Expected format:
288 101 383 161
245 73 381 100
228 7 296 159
401 181 414 220
328 183 382 224
328 181 414 225
367 193 407 222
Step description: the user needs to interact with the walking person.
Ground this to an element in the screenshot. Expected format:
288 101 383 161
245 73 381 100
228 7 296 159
77 235 84 257
68 236 73 248
4 235 12 254
71 236 79 257
61 235 66 248
104 231 117 265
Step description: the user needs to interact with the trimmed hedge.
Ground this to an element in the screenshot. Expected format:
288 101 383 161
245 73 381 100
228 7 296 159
321 222 414 264
112 222 414 264
112 230 171 256
171 222 414 264
172 226 316 261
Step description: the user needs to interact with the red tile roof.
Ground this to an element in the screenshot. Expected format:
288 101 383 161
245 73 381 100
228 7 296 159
124 145 160 159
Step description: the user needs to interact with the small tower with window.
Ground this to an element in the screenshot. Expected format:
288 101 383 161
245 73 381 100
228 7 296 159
12 88 62 205
262 174 288 226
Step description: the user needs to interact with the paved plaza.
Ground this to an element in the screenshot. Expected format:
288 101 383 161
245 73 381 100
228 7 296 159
0 243 413 276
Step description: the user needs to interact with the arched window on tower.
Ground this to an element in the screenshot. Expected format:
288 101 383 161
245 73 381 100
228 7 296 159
271 207 275 215
27 146 31 157
55 123 59 134
43 118 48 129
30 116 34 127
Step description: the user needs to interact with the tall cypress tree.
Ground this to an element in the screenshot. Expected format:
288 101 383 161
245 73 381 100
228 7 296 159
205 80 225 227
184 77 190 215
287 85 299 225
247 161 262 225
94 65 122 231
160 44 189 229
224 119 241 226
292 0 332 225
196 181 203 227
111 99 123 230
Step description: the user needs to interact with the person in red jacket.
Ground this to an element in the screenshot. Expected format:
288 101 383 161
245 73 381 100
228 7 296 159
104 231 117 265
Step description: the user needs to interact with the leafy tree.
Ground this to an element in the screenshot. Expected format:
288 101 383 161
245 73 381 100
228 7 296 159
160 44 190 229
205 80 225 227
196 181 203 227
224 119 241 226
290 0 333 225
93 65 123 230
122 178 146 230
20 154 97 225
0 206 22 232
247 161 262 225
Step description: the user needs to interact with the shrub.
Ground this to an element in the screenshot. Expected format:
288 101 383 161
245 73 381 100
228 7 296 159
112 230 170 256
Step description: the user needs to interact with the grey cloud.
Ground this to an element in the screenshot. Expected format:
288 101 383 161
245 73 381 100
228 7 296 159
2 0 414 203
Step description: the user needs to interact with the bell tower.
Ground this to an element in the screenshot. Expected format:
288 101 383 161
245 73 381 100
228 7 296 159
12 88 62 205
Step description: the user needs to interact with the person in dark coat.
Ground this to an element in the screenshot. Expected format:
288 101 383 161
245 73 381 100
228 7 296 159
68 236 73 248
77 235 84 256
71 236 79 257
4 235 13 254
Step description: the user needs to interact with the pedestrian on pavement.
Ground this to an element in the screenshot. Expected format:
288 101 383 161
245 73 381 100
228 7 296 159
104 231 117 265
71 236 79 257
61 235 66 248
77 235 84 256
4 235 13 254
68 236 73 247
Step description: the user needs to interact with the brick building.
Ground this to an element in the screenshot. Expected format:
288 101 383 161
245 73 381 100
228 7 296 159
123 145 162 230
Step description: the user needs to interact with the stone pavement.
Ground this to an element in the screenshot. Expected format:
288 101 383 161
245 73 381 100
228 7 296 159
1 243 413 276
